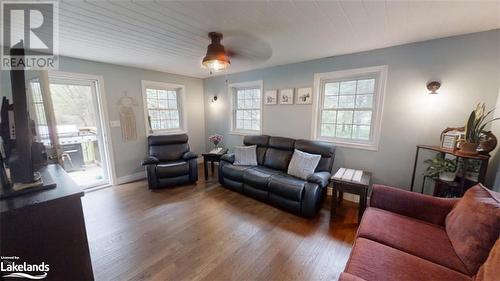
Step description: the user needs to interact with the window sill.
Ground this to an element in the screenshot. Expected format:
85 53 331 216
315 137 379 151
229 130 261 136
148 129 187 136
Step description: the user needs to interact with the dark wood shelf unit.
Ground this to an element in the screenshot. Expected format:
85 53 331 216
410 145 490 197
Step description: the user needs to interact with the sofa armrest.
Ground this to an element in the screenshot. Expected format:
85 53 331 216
220 153 235 164
141 156 159 166
370 184 459 225
339 273 367 281
301 182 324 217
307 172 331 188
182 151 198 161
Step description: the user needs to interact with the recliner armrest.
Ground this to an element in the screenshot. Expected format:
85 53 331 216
370 184 459 226
182 151 198 161
141 156 159 166
307 172 331 188
220 153 235 164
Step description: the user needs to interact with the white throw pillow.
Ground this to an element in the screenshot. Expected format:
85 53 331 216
287 149 321 180
233 145 258 166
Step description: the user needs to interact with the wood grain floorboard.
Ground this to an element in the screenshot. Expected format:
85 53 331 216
82 168 358 281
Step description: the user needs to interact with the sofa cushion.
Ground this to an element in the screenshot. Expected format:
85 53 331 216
243 135 269 165
445 184 500 274
268 174 305 201
263 137 295 172
358 207 469 275
268 136 295 150
345 238 471 281
294 139 335 172
263 148 293 172
234 145 258 166
251 165 285 176
474 238 500 281
156 161 189 178
221 164 251 182
243 168 272 190
287 149 321 180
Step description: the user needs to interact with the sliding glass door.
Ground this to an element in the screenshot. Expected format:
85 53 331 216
28 72 111 188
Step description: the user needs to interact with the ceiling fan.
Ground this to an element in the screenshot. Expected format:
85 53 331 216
201 31 272 74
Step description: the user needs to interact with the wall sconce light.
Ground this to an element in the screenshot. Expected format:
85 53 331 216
427 81 441 94
211 95 218 102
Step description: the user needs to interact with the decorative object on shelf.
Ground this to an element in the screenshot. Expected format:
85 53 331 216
279 88 294 104
478 131 497 155
208 134 223 149
424 156 457 182
440 127 465 150
296 87 312 104
202 32 230 74
117 92 138 141
426 81 441 94
264 90 277 105
462 103 500 155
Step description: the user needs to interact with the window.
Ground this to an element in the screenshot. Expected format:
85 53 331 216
312 66 387 150
229 81 263 134
141 81 185 134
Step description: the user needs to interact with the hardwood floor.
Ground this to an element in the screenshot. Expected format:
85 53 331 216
82 169 359 281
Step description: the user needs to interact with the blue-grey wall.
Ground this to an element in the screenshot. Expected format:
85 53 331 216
204 30 500 189
1 57 206 181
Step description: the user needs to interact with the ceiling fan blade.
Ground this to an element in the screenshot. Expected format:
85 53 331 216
222 31 273 64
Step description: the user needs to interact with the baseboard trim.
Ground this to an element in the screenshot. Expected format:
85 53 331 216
115 171 146 185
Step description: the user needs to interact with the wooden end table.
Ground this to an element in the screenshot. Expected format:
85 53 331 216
202 148 228 180
330 170 372 223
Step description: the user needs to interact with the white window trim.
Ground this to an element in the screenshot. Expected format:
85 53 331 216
228 80 263 135
141 80 187 136
311 65 387 151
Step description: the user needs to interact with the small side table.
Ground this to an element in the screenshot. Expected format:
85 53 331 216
330 171 372 223
202 148 228 180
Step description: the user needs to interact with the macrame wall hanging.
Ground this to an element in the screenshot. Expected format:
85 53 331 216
117 92 138 141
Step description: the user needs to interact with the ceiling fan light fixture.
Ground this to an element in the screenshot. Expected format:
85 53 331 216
202 32 230 73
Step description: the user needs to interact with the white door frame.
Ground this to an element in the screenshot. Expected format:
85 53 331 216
48 70 117 186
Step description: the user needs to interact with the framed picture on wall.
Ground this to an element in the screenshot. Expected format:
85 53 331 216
264 90 277 105
279 88 294 105
296 87 312 104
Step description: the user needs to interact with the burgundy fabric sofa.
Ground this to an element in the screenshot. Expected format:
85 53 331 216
340 184 500 281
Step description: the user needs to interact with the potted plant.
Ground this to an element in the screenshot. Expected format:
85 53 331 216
424 156 458 182
462 103 500 155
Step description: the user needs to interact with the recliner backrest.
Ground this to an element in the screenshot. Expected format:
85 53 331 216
263 136 295 172
243 135 269 165
148 134 189 162
294 139 336 172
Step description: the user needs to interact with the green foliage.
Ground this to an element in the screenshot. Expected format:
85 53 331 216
424 156 457 180
465 103 500 143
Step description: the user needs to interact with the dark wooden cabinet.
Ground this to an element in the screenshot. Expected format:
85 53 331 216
0 165 94 281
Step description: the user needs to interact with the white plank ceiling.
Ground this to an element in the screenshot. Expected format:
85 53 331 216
42 1 500 77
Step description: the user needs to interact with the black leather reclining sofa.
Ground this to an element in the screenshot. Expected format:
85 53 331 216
219 135 335 217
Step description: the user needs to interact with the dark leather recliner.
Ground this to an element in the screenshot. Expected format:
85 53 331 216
219 135 335 217
142 134 198 189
